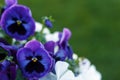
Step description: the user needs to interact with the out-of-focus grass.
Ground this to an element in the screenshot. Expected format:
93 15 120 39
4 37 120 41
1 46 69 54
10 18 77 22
1 0 120 80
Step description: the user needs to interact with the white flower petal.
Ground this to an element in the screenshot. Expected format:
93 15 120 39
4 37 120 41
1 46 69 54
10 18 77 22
54 45 59 54
60 70 75 80
75 74 84 80
73 54 78 60
55 61 69 80
35 22 43 32
78 58 102 80
79 58 91 73
45 31 59 42
43 28 50 34
82 65 102 80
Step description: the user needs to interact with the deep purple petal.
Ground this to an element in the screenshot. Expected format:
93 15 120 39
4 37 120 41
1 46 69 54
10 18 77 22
9 63 17 80
24 40 44 51
59 28 71 44
0 5 35 40
65 45 73 59
0 71 9 80
5 0 17 7
44 41 56 54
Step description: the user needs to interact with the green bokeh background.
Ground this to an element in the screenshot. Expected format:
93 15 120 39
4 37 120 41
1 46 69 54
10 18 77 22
1 0 120 80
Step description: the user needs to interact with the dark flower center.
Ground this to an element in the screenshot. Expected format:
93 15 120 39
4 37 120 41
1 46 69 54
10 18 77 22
25 56 45 73
8 19 27 35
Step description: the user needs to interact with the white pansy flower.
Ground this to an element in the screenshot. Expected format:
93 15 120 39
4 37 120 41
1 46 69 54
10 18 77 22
55 61 75 80
75 58 102 80
35 22 43 32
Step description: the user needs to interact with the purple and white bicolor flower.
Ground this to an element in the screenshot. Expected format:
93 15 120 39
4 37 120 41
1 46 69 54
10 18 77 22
0 4 35 40
44 28 73 61
17 40 53 79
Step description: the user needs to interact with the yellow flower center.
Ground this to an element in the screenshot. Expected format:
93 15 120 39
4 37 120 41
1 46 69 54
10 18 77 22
32 57 38 62
17 20 21 25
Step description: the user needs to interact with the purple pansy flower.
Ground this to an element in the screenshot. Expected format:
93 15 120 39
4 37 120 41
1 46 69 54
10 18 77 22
44 28 73 61
58 28 73 59
0 4 35 40
17 40 53 79
0 60 16 80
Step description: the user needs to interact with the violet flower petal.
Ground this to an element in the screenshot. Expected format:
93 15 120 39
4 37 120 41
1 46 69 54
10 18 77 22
24 40 44 51
0 71 9 80
59 28 71 44
44 41 56 54
17 48 33 68
5 0 17 7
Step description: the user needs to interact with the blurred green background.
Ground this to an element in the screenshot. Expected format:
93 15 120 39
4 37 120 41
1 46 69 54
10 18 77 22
1 0 120 80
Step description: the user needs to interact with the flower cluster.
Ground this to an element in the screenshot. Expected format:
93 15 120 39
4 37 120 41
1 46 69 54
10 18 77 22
0 0 102 80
